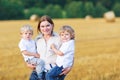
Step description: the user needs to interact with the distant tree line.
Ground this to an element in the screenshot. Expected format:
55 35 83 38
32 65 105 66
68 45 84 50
0 0 120 20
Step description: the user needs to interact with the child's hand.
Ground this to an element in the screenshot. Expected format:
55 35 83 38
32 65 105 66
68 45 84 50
50 44 56 49
34 53 40 58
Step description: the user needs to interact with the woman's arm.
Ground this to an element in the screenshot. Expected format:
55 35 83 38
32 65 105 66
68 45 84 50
60 57 74 75
59 67 72 75
26 62 36 70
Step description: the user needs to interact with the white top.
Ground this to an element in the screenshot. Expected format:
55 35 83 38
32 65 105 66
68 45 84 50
36 32 61 70
56 40 74 68
18 38 37 61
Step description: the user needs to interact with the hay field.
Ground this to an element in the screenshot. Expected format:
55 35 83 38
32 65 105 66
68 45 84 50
1 18 120 80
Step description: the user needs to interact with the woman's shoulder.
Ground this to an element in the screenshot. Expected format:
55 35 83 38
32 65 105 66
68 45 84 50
35 34 42 41
52 32 59 36
52 33 60 41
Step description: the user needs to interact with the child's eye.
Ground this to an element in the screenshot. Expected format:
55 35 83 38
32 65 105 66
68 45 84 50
61 34 64 36
29 33 32 35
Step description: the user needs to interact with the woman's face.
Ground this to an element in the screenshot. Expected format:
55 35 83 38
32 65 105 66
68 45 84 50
39 21 53 36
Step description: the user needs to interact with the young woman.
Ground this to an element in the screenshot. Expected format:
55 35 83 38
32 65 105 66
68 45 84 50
27 15 73 80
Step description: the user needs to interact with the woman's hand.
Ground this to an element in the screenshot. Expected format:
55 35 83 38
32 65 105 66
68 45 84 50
26 62 36 70
59 67 72 75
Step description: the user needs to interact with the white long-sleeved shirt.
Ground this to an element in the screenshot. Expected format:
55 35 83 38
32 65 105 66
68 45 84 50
36 33 61 70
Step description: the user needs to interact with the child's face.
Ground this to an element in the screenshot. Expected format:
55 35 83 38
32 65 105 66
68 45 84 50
60 31 71 42
21 30 33 40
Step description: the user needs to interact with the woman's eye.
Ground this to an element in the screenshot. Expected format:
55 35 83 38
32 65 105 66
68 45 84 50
40 26 44 28
46 24 50 27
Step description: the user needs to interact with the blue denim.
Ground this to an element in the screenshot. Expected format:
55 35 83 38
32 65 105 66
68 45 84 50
46 66 66 80
38 72 44 80
29 69 65 80
29 71 39 80
29 71 45 80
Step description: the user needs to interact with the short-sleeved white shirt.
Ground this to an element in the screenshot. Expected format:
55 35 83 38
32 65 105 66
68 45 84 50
18 38 37 61
56 40 74 68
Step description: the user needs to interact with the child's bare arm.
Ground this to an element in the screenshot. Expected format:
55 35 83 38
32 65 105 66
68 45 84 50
22 50 40 58
34 53 40 58
51 44 64 56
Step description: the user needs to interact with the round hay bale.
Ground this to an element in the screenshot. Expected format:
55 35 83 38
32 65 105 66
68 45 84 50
104 11 116 22
85 15 93 20
30 14 39 21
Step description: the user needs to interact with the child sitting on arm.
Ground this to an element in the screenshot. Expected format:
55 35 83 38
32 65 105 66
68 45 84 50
18 24 44 80
46 25 75 80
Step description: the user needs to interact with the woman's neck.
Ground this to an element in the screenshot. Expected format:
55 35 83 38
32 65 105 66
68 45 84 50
43 34 51 41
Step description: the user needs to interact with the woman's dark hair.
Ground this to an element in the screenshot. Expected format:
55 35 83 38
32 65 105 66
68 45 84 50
37 15 54 34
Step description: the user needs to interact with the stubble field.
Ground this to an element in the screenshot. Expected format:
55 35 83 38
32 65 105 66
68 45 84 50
1 18 120 80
